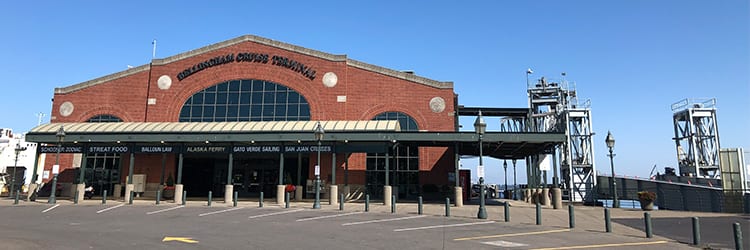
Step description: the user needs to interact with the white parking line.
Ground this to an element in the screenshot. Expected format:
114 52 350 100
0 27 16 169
342 215 427 226
96 204 124 214
147 205 185 215
41 204 60 213
248 208 304 219
394 221 495 232
296 212 363 222
198 207 244 217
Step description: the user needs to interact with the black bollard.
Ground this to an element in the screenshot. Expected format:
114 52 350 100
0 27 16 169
445 197 451 217
259 191 264 208
568 204 575 228
129 191 134 205
339 193 344 211
156 190 161 205
74 190 79 204
365 194 370 212
233 191 238 207
102 190 107 205
605 208 611 233
536 203 542 225
285 192 290 208
207 191 212 207
692 217 700 246
182 190 186 206
734 222 742 250
418 196 423 215
14 192 19 205
391 195 396 213
504 202 510 222
644 212 653 238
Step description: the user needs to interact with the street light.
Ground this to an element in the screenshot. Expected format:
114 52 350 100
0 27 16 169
313 121 324 209
474 111 487 219
11 142 27 198
49 125 65 204
605 131 618 208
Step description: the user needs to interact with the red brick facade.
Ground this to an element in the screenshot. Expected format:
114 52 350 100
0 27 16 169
44 35 457 191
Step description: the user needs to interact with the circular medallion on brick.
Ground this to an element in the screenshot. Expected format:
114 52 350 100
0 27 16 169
429 97 446 113
157 75 172 90
59 101 74 117
322 72 338 88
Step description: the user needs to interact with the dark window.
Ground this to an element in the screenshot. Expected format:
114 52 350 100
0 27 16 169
179 79 311 122
86 115 122 122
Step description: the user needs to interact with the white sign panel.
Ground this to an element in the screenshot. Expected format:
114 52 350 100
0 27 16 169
52 164 60 174
43 171 50 179
477 165 485 178
314 165 320 176
539 154 551 171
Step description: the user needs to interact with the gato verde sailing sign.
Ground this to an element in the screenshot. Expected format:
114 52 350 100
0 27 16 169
176 52 316 81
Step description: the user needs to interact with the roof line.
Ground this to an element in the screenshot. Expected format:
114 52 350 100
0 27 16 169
55 35 452 94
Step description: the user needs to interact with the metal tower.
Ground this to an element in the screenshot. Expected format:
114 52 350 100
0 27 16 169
527 75 596 202
671 98 720 178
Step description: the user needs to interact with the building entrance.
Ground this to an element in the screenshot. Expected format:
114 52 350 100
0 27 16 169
181 155 308 198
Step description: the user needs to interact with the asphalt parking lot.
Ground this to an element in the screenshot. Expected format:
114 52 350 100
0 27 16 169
0 198 745 249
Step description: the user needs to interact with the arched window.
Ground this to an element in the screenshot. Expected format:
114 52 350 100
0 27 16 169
179 79 311 122
86 114 122 122
367 112 419 199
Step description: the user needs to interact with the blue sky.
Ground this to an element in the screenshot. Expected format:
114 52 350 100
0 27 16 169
1 1 748 185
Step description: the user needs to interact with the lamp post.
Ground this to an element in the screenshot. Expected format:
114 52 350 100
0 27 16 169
475 111 487 219
605 131 618 208
11 142 27 197
313 122 324 209
49 125 65 204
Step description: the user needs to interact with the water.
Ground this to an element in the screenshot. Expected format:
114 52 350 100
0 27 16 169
599 199 659 210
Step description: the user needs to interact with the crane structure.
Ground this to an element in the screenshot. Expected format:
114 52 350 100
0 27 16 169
671 98 721 179
526 75 596 203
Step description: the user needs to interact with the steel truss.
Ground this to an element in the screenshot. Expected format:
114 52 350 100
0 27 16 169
672 98 720 178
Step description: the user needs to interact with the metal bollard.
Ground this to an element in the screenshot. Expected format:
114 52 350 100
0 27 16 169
339 194 344 211
365 194 370 212
734 222 743 250
644 212 653 238
156 190 161 205
285 192 290 208
692 217 700 246
504 202 510 222
259 191 264 208
536 203 542 225
207 191 212 207
605 208 611 233
391 195 396 213
568 204 575 228
103 190 107 205
129 191 134 205
445 197 451 217
418 196 423 215
14 192 19 205
338 194 344 211
233 191 238 207
181 191 186 206
74 190 79 204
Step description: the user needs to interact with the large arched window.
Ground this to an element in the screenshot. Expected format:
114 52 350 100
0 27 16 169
179 79 311 122
367 112 419 199
86 114 122 122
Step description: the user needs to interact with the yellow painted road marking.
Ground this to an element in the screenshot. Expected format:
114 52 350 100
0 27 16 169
530 240 668 250
454 229 570 241
162 236 198 244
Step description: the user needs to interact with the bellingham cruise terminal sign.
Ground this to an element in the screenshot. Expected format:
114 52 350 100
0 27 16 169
177 52 317 81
